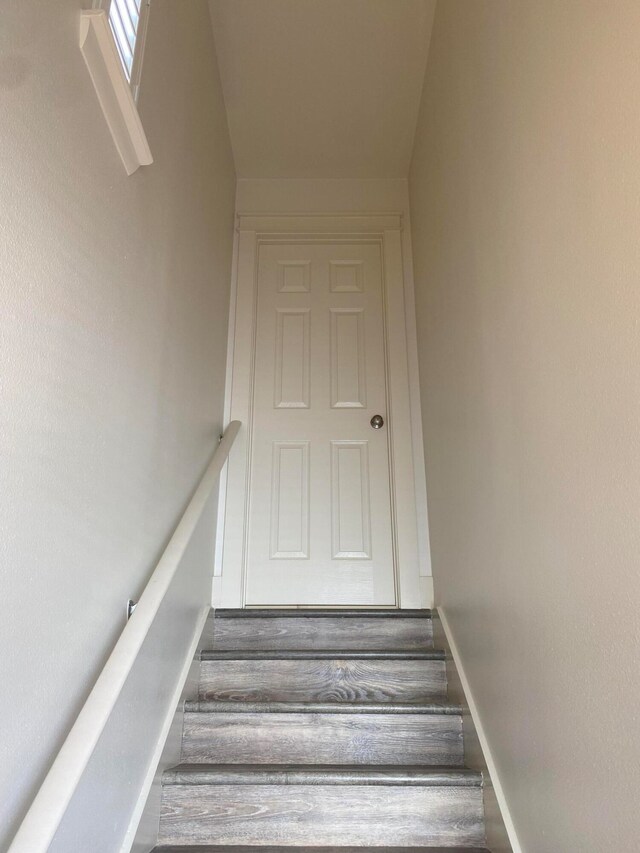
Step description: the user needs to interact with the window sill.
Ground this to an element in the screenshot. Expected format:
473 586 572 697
79 10 153 175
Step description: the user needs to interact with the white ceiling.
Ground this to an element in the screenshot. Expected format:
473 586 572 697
209 0 436 179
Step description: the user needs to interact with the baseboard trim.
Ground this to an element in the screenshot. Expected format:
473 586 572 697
437 606 522 853
120 606 209 853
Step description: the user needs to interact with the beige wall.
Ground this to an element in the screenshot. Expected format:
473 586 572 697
409 2 640 851
0 1 235 846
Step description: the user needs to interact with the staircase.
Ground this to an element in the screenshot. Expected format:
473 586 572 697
152 609 490 852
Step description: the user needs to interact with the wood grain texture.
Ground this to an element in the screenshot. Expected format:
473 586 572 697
156 609 487 850
211 616 433 650
198 659 446 703
151 844 490 853
181 711 463 765
158 784 485 846
201 650 443 660
185 699 463 714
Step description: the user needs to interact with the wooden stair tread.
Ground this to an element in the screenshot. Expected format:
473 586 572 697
184 699 463 714
163 764 482 787
214 609 433 619
200 649 445 661
153 847 490 852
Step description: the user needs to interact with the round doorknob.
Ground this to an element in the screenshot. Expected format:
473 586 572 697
370 414 384 429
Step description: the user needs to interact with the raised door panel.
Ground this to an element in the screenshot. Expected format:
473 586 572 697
270 442 310 559
274 309 310 409
278 260 311 293
331 440 372 559
330 259 364 293
330 310 366 409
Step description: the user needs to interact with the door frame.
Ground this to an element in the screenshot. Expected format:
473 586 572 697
215 212 426 608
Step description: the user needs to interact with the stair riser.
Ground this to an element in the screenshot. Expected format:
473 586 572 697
199 659 446 703
181 712 463 765
211 616 433 650
158 784 484 847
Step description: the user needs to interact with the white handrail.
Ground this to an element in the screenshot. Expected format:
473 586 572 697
8 420 241 853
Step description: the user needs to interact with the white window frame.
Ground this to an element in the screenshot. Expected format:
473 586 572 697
80 5 153 174
94 0 151 102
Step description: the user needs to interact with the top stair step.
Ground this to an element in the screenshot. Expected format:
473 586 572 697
215 609 433 617
201 649 444 661
210 608 434 651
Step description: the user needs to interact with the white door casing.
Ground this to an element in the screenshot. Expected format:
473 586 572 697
217 213 423 608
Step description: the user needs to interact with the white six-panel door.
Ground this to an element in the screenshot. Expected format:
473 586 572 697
245 241 396 605
218 213 426 609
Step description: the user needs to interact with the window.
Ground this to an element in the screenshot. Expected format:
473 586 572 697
80 4 153 172
101 0 151 99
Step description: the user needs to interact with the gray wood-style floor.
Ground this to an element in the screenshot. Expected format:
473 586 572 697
153 848 491 853
153 609 489 851
199 658 446 703
181 709 464 765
